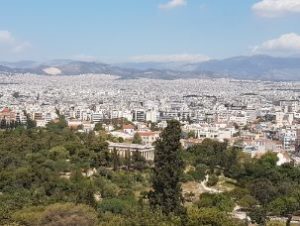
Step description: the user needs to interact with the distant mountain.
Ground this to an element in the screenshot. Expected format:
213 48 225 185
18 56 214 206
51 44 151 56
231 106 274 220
0 65 16 73
121 55 300 80
188 55 300 80
117 62 192 71
1 55 300 81
32 61 115 75
0 61 39 69
0 61 137 76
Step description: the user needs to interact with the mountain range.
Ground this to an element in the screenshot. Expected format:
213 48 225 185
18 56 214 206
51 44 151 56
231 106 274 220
1 55 300 81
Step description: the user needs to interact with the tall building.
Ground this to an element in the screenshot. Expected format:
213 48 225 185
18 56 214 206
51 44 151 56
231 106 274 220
132 109 146 122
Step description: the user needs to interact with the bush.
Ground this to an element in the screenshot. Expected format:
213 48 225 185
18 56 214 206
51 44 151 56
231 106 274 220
197 193 235 212
237 194 258 208
187 207 241 226
13 203 98 226
97 198 136 215
206 174 219 187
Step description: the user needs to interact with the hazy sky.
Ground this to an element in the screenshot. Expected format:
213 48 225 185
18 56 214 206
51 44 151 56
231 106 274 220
0 0 300 62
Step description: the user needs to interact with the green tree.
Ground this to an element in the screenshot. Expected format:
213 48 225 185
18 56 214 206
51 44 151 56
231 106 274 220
206 174 219 187
149 120 185 216
46 115 67 132
131 151 146 171
248 178 277 205
118 137 124 143
187 131 196 139
237 194 258 208
196 193 235 212
124 149 131 171
132 132 142 144
187 207 240 226
112 148 120 171
94 123 104 131
76 181 97 209
249 207 267 226
23 111 36 129
268 196 299 218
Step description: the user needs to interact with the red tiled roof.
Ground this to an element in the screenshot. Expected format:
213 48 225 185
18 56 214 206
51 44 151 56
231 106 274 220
138 131 158 137
1 107 11 113
123 124 135 129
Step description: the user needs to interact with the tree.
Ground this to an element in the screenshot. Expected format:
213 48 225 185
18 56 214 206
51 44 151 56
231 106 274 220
46 115 67 132
268 197 298 216
24 112 36 129
196 193 235 212
206 174 219 187
124 149 131 171
249 207 267 226
118 137 124 143
188 139 228 172
187 131 196 139
76 182 97 209
132 132 142 144
148 120 185 216
0 119 6 129
249 178 277 205
12 92 20 99
94 123 104 131
237 194 258 208
98 198 135 215
112 148 120 171
187 207 241 226
131 151 146 171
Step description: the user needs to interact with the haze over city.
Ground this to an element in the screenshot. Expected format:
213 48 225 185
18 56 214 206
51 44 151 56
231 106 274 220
1 1 300 226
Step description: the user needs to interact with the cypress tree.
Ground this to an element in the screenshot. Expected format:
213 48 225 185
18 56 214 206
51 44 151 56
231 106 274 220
149 120 185 216
124 149 131 171
112 147 120 171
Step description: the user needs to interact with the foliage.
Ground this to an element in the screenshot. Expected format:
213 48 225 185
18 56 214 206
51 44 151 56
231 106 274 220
206 174 219 187
187 164 207 182
184 139 300 223
149 120 185 216
131 151 147 171
187 130 196 139
237 194 258 208
1 122 300 225
94 123 104 131
187 206 242 226
196 193 235 212
132 132 142 144
249 206 267 225
98 198 137 215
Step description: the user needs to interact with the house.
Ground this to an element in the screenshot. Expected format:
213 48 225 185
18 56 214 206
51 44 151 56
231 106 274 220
36 119 47 127
0 107 16 123
123 124 135 134
82 121 95 133
137 131 160 145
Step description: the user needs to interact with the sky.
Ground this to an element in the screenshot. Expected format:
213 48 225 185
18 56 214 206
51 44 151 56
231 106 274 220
0 0 300 63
